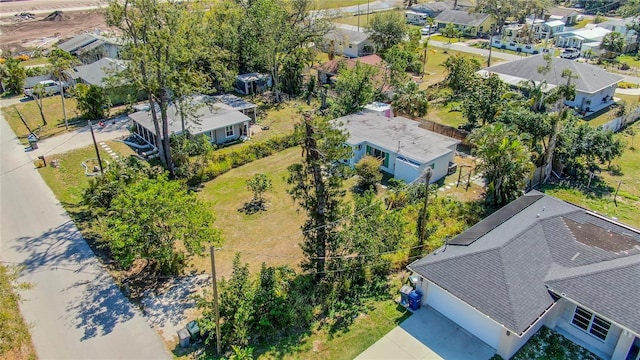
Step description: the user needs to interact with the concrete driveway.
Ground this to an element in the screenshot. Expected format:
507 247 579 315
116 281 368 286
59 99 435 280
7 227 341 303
356 306 495 360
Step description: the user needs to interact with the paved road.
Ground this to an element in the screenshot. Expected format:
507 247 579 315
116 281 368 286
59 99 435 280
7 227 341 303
0 109 169 358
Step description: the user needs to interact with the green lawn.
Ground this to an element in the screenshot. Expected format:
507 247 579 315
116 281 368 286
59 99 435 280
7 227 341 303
427 101 466 127
316 0 370 9
19 57 49 67
0 265 37 360
617 54 640 69
2 96 81 144
38 141 137 206
540 122 640 228
195 147 307 278
258 299 410 360
333 9 419 30
428 34 462 44
572 18 591 29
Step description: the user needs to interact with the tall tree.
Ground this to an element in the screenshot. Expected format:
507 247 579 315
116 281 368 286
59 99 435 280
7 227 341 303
472 0 516 34
392 81 429 118
367 11 408 52
600 31 625 55
331 63 378 117
462 73 510 125
104 174 219 274
443 54 482 93
619 0 640 51
74 83 111 120
287 113 352 279
469 123 534 207
0 57 26 95
32 83 48 125
48 48 76 130
105 0 216 176
441 23 461 42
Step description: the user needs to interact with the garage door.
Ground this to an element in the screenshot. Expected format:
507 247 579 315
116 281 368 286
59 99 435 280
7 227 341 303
426 283 502 349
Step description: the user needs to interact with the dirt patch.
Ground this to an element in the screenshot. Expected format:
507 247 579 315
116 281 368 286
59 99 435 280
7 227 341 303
0 10 111 54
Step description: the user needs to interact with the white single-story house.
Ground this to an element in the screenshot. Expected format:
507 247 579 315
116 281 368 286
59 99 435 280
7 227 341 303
56 33 123 64
596 17 639 53
332 112 459 183
554 27 611 53
235 73 272 95
409 191 640 360
321 27 374 58
479 55 623 113
129 98 251 147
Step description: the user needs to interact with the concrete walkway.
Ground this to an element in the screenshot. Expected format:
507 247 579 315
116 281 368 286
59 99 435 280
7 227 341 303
1 108 169 358
356 306 495 360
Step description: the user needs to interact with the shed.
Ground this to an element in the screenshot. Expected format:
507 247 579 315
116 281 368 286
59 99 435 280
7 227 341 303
235 73 272 95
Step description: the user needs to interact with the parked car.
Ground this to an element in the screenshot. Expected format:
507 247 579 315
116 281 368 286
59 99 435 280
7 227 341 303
24 80 66 98
560 48 580 59
421 25 436 36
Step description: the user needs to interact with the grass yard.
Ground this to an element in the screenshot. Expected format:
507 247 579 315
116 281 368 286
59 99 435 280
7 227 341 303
333 9 418 30
19 57 49 67
195 147 307 278
38 141 137 206
316 0 370 9
540 122 640 228
617 54 640 70
258 299 411 360
2 96 81 144
427 102 466 128
428 34 462 44
0 265 37 360
418 49 489 86
572 18 592 29
251 101 308 142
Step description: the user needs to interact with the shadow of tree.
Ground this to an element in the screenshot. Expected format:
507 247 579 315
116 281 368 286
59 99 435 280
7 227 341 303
12 220 136 341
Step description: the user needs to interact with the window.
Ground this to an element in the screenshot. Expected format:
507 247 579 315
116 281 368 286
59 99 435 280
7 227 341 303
225 125 234 138
366 145 389 168
571 305 611 341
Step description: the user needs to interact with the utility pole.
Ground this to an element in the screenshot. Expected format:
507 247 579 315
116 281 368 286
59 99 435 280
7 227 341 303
357 3 360 32
487 33 494 67
209 246 221 356
418 167 433 245
88 120 104 174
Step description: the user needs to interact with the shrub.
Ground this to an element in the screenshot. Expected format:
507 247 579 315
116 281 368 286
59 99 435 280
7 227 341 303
16 54 30 62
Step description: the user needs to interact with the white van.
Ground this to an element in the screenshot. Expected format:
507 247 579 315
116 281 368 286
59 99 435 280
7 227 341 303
560 48 580 59
24 80 66 98
405 11 428 25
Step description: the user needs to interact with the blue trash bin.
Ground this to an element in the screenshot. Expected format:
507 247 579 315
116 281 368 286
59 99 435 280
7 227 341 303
408 290 422 311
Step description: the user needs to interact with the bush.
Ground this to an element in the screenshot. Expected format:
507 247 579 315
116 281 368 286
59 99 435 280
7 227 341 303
16 54 30 62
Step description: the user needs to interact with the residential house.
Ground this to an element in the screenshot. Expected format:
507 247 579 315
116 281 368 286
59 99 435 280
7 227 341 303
333 112 460 183
554 27 612 54
435 9 496 37
479 54 623 112
56 33 122 64
596 17 639 53
321 27 374 58
63 57 141 105
129 98 251 148
235 73 272 95
409 191 640 360
545 7 580 26
213 94 258 122
313 54 387 85
409 2 451 18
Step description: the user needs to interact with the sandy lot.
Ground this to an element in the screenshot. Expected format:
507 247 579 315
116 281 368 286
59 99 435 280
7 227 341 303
0 0 103 16
0 9 111 53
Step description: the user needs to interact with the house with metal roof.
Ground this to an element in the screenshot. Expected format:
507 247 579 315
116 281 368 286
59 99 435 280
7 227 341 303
478 55 623 113
321 27 374 58
129 98 251 148
333 112 460 183
545 7 580 26
596 17 639 53
434 9 496 37
554 26 611 53
409 191 640 360
56 33 123 64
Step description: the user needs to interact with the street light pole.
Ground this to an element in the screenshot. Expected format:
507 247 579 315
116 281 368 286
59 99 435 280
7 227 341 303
210 246 222 356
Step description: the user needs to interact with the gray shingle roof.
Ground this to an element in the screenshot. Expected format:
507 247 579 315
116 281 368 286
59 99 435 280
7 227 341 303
435 9 490 26
484 55 623 94
57 33 99 53
409 192 640 335
324 28 370 45
129 99 250 137
66 57 126 87
333 113 460 165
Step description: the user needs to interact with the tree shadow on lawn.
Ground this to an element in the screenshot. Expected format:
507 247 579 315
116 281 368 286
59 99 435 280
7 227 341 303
12 220 136 341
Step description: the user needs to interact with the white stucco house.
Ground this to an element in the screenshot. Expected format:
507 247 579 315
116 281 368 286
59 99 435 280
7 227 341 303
554 26 611 53
129 97 251 147
332 112 459 184
596 17 639 53
479 55 623 113
409 191 640 360
321 27 374 58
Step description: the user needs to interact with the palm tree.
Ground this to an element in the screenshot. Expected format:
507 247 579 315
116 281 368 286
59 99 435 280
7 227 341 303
392 81 429 118
48 48 76 130
422 17 435 75
520 79 547 113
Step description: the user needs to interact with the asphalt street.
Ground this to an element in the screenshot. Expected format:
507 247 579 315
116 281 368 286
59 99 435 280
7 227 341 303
0 109 169 359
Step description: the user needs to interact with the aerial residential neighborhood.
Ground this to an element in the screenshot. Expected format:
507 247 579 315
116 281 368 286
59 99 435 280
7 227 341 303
1 0 639 359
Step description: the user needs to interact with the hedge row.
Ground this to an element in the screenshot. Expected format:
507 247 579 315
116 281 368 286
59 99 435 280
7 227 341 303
200 132 300 182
